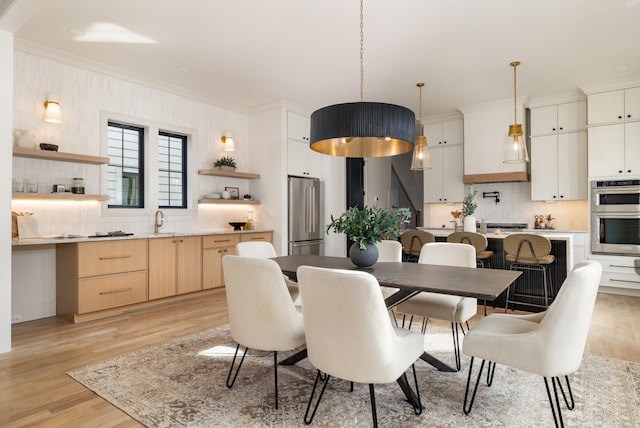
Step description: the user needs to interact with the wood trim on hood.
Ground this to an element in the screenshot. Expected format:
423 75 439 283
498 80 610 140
463 171 528 184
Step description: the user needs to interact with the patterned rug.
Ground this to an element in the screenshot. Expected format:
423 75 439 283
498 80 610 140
68 325 640 427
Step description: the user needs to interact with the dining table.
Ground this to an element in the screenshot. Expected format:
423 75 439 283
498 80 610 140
271 254 522 373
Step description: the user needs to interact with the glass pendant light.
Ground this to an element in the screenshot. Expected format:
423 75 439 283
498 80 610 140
411 83 431 170
503 61 529 164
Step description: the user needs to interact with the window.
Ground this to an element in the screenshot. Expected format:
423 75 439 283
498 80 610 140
158 131 187 208
107 122 144 208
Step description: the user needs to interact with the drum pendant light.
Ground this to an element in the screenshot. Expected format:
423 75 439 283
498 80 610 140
411 83 432 170
309 0 415 158
503 61 529 164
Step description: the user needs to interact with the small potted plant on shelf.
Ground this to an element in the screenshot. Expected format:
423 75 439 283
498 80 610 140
545 214 555 229
462 189 478 232
326 205 411 267
213 156 237 171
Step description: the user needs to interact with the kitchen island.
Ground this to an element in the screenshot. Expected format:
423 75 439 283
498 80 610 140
417 227 585 311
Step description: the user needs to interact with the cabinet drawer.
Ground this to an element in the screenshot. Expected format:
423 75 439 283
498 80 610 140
78 271 148 313
240 232 272 242
79 240 148 277
203 234 240 249
599 272 640 290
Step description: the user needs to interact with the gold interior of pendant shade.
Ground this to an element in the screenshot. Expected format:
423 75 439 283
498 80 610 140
308 0 415 158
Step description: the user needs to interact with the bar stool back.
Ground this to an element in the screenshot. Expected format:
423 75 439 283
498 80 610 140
400 230 435 262
447 231 494 268
503 234 555 311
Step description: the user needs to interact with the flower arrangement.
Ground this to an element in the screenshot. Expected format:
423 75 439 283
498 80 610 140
326 206 412 250
450 210 462 219
462 189 477 217
213 156 237 169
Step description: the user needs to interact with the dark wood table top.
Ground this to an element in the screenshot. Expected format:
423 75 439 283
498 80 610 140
272 255 521 300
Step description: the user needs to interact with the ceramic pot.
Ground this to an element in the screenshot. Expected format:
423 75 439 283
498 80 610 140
463 215 477 232
349 242 379 268
14 130 36 149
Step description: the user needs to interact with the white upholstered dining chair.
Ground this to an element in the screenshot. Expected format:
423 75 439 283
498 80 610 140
375 240 402 300
395 242 477 370
462 261 602 428
221 255 306 409
297 265 424 428
235 240 299 303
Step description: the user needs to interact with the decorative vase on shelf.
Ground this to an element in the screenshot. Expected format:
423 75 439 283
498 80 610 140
463 216 477 232
349 242 379 268
14 130 36 149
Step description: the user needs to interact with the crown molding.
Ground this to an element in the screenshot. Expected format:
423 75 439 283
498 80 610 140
457 96 529 115
14 38 250 114
527 92 586 109
422 111 463 125
579 76 640 95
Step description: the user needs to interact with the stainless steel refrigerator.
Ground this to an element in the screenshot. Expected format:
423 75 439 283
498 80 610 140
288 176 323 255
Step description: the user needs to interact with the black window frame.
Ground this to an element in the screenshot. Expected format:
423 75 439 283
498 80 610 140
158 130 188 209
107 121 145 209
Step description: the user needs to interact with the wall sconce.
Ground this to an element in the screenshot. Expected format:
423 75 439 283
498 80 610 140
221 135 235 151
43 93 62 123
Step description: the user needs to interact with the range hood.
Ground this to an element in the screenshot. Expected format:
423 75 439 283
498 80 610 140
459 98 529 184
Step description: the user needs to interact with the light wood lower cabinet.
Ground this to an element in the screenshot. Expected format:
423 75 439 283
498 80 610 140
149 236 202 299
56 239 149 322
202 234 239 289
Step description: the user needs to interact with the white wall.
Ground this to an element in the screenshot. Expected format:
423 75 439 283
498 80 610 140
1 30 14 353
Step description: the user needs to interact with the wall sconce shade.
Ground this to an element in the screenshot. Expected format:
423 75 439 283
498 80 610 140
221 135 235 151
310 102 415 158
44 93 62 123
503 61 528 164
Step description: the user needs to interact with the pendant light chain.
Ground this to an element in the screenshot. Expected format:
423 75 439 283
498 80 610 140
360 0 364 102
512 61 519 124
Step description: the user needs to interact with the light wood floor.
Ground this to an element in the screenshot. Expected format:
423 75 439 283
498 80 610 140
1 290 638 427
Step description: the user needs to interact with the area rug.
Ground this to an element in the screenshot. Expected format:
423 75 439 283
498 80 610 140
68 325 640 427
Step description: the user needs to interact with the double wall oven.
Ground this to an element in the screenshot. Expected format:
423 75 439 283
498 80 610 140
591 180 640 255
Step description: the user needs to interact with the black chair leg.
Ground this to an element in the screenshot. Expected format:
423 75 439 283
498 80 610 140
273 351 279 409
486 361 496 386
304 371 331 425
226 344 248 388
555 375 575 410
463 357 486 415
452 323 462 371
369 384 378 428
544 377 566 428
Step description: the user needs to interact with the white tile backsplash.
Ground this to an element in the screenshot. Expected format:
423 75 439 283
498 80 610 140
424 182 588 231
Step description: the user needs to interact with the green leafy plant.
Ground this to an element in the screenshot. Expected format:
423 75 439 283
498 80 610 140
462 189 477 217
326 206 412 250
213 156 237 168
546 214 555 222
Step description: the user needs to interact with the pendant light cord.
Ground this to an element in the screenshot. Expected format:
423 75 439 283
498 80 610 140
360 0 364 102
512 61 519 124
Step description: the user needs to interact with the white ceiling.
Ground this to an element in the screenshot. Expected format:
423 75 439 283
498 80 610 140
3 0 640 117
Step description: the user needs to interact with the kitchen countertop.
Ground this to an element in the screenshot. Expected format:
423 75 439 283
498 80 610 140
417 227 586 240
11 229 273 246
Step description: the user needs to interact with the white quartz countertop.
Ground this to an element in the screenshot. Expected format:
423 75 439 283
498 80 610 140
417 227 583 241
12 229 273 246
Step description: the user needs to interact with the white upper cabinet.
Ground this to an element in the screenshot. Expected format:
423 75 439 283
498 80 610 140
287 111 311 143
423 145 464 203
424 119 463 147
531 132 587 200
588 122 640 178
588 87 640 125
287 111 322 178
530 101 586 136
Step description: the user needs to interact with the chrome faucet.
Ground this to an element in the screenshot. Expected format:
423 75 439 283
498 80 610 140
154 210 165 234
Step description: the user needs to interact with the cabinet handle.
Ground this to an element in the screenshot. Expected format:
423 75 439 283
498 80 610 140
99 254 132 260
443 141 447 144
553 195 557 198
214 239 231 243
552 128 556 131
610 278 640 284
628 170 632 173
560 195 564 198
609 264 635 269
250 237 265 240
179 239 184 243
627 114 631 118
99 287 132 295
559 127 563 130
618 115 623 119
619 170 623 173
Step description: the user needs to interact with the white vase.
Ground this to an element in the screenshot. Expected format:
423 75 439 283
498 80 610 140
463 216 476 232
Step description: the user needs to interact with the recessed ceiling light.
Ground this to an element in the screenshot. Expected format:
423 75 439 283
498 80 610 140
615 64 629 71
71 22 156 44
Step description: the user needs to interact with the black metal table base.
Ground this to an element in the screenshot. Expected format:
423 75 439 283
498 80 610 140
279 349 307 366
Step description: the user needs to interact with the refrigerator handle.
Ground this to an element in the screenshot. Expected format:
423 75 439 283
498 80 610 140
305 185 311 233
311 184 317 233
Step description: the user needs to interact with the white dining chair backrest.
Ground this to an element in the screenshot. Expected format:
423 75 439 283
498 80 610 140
222 255 304 351
418 242 476 268
235 241 277 258
535 260 603 374
376 240 403 262
297 265 417 383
